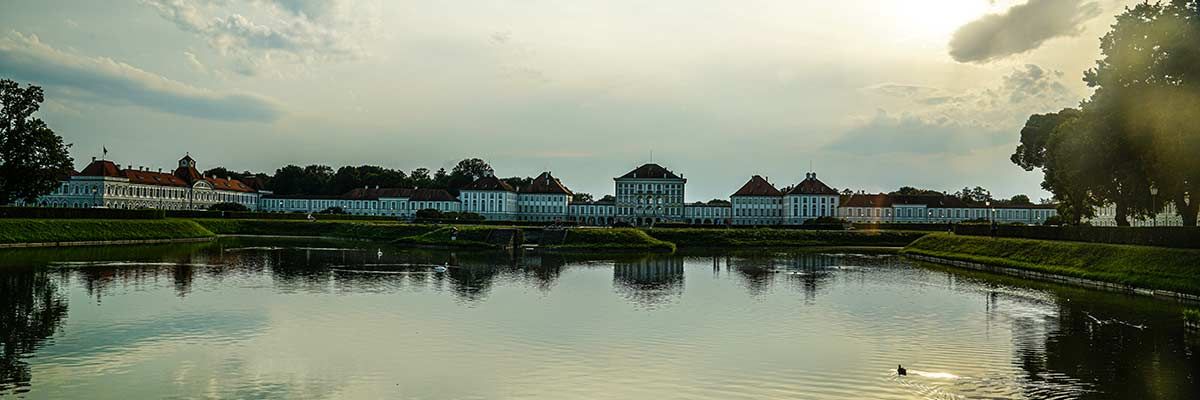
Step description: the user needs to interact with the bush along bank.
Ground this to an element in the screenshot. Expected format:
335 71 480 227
0 219 214 245
392 226 504 249
192 219 436 241
643 228 927 248
902 233 1200 297
543 228 675 253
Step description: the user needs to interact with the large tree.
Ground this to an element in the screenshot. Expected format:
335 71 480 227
0 80 73 205
1012 1 1200 225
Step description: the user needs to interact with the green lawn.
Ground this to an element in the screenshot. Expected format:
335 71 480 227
392 226 502 248
902 233 1200 295
546 228 676 252
0 219 214 244
643 228 927 248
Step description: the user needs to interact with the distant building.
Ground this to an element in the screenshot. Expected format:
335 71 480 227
29 154 262 210
785 172 840 225
683 200 732 225
517 172 572 222
459 174 519 221
569 196 617 226
614 164 687 226
258 187 459 217
839 192 1056 225
1088 203 1185 227
731 175 784 226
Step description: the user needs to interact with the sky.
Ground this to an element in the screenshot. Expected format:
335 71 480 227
0 0 1139 201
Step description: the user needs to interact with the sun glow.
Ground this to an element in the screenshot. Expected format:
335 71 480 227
880 0 1003 42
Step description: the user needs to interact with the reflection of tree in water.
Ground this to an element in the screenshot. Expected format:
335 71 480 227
0 268 69 395
613 256 684 308
1013 299 1200 399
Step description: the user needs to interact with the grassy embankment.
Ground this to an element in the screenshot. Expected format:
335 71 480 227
544 228 676 252
0 219 214 244
391 226 501 248
644 228 927 248
902 233 1200 295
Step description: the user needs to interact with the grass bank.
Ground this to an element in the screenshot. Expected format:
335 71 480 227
902 233 1200 295
193 219 436 241
392 226 501 248
644 228 926 248
0 219 213 244
545 228 675 252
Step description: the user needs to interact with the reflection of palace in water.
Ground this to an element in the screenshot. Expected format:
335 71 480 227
613 256 685 307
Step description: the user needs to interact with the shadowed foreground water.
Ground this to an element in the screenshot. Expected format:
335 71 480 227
0 237 1197 399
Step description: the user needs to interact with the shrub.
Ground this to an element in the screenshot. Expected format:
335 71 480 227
414 209 443 221
209 202 249 212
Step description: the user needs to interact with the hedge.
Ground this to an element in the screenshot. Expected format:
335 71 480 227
954 224 1200 249
0 219 213 244
0 207 165 219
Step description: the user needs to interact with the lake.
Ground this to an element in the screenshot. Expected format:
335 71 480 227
0 237 1197 399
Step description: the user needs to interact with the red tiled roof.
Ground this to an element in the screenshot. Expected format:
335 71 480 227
121 169 188 187
409 188 457 202
618 163 681 180
205 177 256 193
78 160 122 178
787 173 838 195
462 176 516 192
732 175 783 197
891 194 970 208
342 187 414 200
173 166 204 184
841 193 892 208
521 172 573 195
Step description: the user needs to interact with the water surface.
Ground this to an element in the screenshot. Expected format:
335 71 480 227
0 238 1196 399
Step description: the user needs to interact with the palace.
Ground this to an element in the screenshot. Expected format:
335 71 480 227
28 157 1058 226
29 154 262 210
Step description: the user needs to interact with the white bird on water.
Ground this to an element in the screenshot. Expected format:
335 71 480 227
377 249 383 258
434 262 448 273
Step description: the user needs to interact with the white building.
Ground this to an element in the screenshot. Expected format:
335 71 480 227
30 154 262 210
1088 203 1187 227
259 187 459 218
683 200 732 225
839 193 1057 225
614 164 687 226
569 197 617 226
731 175 784 226
517 172 572 222
784 172 840 225
459 175 519 221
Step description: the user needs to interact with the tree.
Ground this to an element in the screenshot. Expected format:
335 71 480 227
451 158 493 180
502 176 532 190
891 186 941 196
572 193 593 203
1008 194 1032 205
410 168 433 188
0 80 73 205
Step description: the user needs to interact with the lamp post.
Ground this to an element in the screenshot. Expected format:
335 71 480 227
1150 185 1159 228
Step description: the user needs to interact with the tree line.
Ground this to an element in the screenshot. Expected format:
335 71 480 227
1013 1 1200 226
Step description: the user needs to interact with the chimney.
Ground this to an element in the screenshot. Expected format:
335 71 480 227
91 156 96 162
158 168 163 173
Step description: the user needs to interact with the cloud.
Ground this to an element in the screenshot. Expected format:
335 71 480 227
949 0 1103 63
142 0 358 75
0 31 283 122
825 110 1009 155
1002 64 1072 104
845 64 1080 155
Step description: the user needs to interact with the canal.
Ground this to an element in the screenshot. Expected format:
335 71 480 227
0 237 1196 399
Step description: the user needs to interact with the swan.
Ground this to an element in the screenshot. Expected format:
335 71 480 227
434 262 448 273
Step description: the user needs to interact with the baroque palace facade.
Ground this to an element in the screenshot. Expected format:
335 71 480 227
29 157 1058 226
